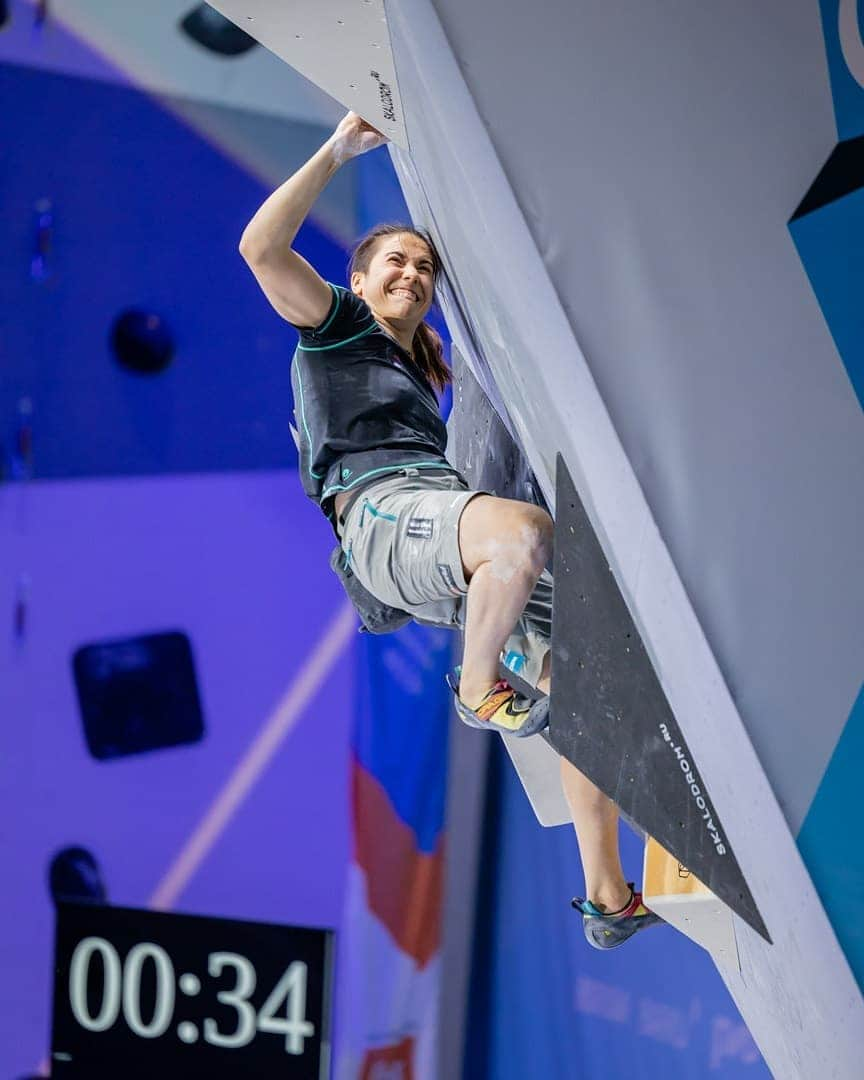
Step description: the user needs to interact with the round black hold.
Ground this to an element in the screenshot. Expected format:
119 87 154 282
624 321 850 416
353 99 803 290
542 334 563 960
110 309 174 374
179 4 259 56
49 845 108 905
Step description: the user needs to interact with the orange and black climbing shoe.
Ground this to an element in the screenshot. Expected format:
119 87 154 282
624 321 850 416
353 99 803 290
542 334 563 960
447 670 549 737
572 883 663 949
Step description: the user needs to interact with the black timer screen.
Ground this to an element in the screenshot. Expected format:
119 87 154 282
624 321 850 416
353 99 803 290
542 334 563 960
51 902 334 1078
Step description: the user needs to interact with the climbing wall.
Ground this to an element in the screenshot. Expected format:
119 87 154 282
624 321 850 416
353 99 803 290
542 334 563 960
211 1 864 1075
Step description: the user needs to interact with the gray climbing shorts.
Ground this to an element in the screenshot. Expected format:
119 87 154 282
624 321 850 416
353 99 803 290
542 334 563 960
337 469 553 685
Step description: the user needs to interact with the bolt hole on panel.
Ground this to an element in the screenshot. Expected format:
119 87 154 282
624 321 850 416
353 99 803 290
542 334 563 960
208 0 407 147
550 455 768 941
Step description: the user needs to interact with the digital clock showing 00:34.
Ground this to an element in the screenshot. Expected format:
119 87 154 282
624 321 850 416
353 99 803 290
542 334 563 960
51 902 334 1079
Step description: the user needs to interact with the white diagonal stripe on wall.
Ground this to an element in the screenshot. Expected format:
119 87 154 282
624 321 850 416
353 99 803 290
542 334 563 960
148 601 357 911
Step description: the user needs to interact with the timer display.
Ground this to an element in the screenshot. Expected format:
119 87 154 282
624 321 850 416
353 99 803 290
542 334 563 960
51 902 334 1078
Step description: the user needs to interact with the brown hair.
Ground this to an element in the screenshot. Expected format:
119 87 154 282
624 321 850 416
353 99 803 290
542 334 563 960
349 224 451 391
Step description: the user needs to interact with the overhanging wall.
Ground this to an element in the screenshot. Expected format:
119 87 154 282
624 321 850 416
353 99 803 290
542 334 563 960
384 2 864 1077
207 1 864 1075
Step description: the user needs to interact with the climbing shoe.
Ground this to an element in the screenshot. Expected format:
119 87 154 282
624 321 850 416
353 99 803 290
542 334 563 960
447 671 549 737
572 883 662 950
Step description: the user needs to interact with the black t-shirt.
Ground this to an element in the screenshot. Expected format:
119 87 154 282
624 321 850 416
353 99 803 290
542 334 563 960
291 284 457 528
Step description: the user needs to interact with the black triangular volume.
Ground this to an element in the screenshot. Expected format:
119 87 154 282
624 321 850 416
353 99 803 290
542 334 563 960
549 455 770 942
790 135 864 222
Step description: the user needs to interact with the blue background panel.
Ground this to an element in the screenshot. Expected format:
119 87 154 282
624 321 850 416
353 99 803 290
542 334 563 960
797 682 864 988
0 61 347 479
789 182 864 410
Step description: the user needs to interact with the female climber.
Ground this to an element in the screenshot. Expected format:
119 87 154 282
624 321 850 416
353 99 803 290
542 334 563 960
239 110 659 949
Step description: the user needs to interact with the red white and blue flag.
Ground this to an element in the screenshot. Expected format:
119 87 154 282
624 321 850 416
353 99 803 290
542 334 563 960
334 622 454 1079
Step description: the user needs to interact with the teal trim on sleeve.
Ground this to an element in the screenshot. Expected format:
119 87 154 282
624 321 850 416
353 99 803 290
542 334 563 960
298 321 377 352
315 284 342 336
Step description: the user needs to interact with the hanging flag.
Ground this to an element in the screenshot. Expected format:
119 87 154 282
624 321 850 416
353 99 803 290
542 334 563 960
334 621 453 1079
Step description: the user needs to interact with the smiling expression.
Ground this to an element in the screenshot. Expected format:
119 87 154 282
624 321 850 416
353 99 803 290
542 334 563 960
350 232 436 330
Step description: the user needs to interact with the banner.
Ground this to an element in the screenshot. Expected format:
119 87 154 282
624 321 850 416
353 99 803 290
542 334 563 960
334 622 453 1079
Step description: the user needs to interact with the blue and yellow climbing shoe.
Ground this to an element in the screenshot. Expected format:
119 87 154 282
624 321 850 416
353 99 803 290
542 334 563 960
446 671 549 737
572 884 662 950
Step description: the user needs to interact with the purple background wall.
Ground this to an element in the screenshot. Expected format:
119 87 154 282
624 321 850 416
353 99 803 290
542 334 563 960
1 473 354 1075
0 45 357 1078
